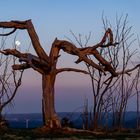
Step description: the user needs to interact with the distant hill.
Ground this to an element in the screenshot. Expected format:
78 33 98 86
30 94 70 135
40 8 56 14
3 112 82 128
3 112 140 129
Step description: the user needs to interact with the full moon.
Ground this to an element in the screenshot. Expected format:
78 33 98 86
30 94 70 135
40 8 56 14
15 40 21 46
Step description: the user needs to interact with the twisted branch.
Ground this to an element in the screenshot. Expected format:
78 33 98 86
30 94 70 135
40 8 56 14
12 63 30 70
0 28 17 36
56 68 89 74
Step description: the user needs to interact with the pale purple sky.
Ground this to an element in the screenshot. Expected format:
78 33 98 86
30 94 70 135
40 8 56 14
1 0 140 113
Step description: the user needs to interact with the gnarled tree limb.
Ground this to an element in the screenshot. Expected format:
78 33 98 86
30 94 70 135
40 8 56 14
12 63 30 70
56 68 89 74
26 20 49 61
0 28 17 36
0 49 49 73
100 28 113 45
48 28 119 77
0 20 49 62
0 21 27 29
53 39 106 74
0 49 48 66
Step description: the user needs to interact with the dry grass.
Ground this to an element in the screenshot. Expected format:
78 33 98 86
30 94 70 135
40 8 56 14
0 127 140 139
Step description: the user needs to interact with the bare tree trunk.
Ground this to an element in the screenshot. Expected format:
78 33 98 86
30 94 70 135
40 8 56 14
93 112 98 130
136 68 140 129
0 107 2 121
42 74 61 128
82 97 88 129
137 90 139 129
42 99 45 126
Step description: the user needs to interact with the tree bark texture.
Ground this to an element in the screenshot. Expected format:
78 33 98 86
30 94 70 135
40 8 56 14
42 74 61 128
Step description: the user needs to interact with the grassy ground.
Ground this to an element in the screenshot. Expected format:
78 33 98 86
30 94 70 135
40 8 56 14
0 127 140 140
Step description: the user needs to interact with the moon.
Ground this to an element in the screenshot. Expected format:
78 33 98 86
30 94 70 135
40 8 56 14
15 40 21 46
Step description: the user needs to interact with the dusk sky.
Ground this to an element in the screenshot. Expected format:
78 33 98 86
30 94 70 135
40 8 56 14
1 0 140 114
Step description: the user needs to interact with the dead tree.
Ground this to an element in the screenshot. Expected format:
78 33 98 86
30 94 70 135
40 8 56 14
68 31 117 130
69 15 140 130
0 36 24 127
0 20 122 128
